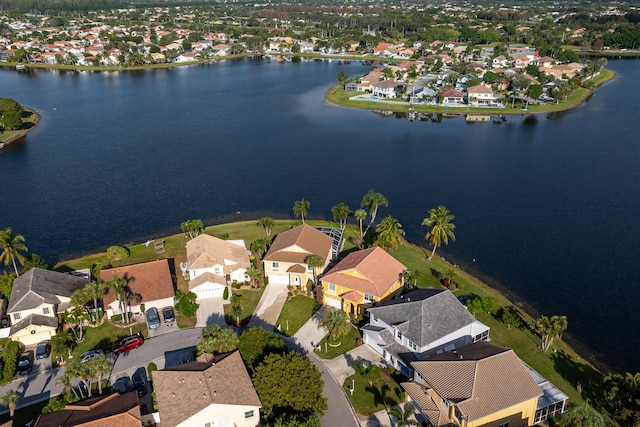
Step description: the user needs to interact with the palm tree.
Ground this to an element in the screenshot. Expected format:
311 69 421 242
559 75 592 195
55 371 80 400
0 390 18 418
83 281 108 320
558 406 605 427
354 209 368 238
321 309 351 342
374 216 405 251
256 217 275 237
388 405 418 427
250 238 270 258
0 227 28 276
230 294 243 326
293 199 310 223
246 267 263 288
89 354 114 395
422 206 456 260
551 314 568 340
51 330 72 363
360 190 388 235
331 203 351 230
305 255 325 284
60 305 88 343
197 325 239 354
180 219 204 239
534 315 567 351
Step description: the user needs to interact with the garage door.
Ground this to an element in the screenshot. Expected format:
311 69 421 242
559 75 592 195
324 296 342 309
267 274 289 285
194 286 224 300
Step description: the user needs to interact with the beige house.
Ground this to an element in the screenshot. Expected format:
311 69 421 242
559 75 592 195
186 234 251 300
466 84 496 106
8 268 88 346
154 351 261 427
263 224 333 287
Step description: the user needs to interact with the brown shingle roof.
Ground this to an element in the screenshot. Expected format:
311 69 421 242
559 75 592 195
401 382 450 426
100 259 175 307
321 247 406 297
34 392 141 427
186 234 250 272
154 351 261 427
411 342 542 422
263 225 333 263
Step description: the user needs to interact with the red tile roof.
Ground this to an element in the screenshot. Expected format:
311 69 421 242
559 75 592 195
100 259 174 306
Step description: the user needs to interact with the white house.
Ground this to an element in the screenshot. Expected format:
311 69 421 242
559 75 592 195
372 80 402 98
362 288 490 378
466 84 497 106
186 234 251 300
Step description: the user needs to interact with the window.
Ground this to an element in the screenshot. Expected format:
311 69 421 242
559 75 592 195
499 423 509 427
272 262 279 271
13 313 21 321
408 340 417 351
396 330 403 340
42 307 50 315
244 410 255 419
364 293 374 303
214 267 221 275
307 264 313 272
328 283 336 295
473 330 489 343
372 315 379 322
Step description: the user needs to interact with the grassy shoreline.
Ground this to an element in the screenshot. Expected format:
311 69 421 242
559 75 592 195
53 218 613 418
0 106 40 146
326 68 615 116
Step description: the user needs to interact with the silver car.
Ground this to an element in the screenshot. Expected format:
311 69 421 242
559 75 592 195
146 307 161 329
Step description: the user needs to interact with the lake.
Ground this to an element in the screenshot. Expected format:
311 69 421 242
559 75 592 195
1 57 638 373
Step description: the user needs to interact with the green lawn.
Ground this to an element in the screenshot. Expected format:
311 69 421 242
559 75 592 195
315 326 362 359
275 295 319 336
63 319 148 361
344 371 405 416
223 287 265 326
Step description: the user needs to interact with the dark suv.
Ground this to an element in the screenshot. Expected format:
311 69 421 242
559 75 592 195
17 351 33 375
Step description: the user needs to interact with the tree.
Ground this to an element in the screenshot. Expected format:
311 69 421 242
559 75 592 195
55 371 80 401
87 354 113 395
0 227 28 276
253 352 327 420
293 200 310 223
65 358 94 397
336 70 347 83
388 405 418 427
175 290 199 318
238 327 287 371
251 237 270 258
404 270 421 289
422 206 456 260
382 67 394 79
60 304 88 342
0 390 18 418
2 340 19 382
198 325 239 355
106 277 138 323
527 84 543 100
0 99 23 130
360 190 389 235
558 406 606 427
246 267 264 288
106 246 129 263
304 255 324 284
331 203 351 230
534 315 568 351
354 362 381 386
354 209 368 238
257 217 275 237
181 219 204 239
22 254 48 272
374 216 405 251
321 309 351 342
82 281 108 320
0 271 16 299
51 330 72 363
230 294 243 326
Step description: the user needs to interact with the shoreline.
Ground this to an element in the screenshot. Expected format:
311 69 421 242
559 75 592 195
0 106 40 148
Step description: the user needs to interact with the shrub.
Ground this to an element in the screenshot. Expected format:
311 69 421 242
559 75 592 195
223 287 229 300
233 282 242 289
148 362 158 380
2 339 19 381
111 314 122 322
140 303 145 313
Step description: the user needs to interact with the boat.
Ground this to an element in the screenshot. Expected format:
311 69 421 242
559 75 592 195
15 64 25 70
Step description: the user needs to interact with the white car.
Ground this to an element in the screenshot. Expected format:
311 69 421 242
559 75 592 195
80 349 104 363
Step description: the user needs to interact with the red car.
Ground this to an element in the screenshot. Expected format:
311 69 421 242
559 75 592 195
112 333 144 354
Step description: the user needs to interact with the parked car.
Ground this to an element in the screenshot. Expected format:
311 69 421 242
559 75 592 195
132 372 147 397
146 307 161 329
80 349 104 363
112 333 144 354
36 341 51 360
162 306 175 324
17 351 33 375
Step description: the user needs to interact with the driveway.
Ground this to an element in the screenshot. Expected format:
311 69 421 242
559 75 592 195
323 343 383 384
196 298 226 327
247 284 288 329
293 305 330 351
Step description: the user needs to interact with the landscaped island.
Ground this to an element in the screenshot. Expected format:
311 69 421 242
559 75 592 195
0 98 39 147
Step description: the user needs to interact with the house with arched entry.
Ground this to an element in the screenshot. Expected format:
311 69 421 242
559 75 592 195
320 247 406 316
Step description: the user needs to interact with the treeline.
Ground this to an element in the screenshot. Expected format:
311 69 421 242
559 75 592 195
0 98 23 131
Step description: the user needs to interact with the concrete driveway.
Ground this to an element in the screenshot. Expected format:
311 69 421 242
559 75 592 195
247 284 288 329
196 298 226 327
324 342 383 384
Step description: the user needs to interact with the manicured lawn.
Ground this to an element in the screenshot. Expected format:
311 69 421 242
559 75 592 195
63 319 148 361
275 295 319 336
223 287 265 326
344 371 405 416
315 326 362 359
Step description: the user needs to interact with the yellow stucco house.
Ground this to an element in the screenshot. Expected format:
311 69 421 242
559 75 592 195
320 247 406 316
403 342 543 427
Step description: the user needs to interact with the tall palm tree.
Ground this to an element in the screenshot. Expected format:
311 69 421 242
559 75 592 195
374 216 405 251
331 203 351 230
0 390 18 418
246 267 263 288
180 219 204 239
197 325 239 354
230 294 243 326
422 206 456 260
89 354 114 395
0 227 28 276
388 405 418 427
293 199 310 224
83 281 108 320
354 209 368 238
107 277 140 323
55 371 80 400
321 309 351 342
305 255 325 284
360 190 388 235
250 238 270 258
558 406 605 427
256 217 275 237
51 330 72 363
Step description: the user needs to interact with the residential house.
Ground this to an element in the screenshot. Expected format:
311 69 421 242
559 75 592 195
492 55 508 68
100 259 175 318
372 80 403 98
320 247 406 316
362 289 489 377
175 51 200 62
34 392 141 427
263 224 333 287
403 342 543 427
442 88 464 105
513 55 531 69
7 268 88 346
536 56 558 69
212 44 230 56
154 351 261 427
466 84 497 106
186 234 250 300
358 69 383 92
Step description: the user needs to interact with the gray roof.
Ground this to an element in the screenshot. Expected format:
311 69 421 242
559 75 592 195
8 268 88 313
10 313 58 335
367 289 476 347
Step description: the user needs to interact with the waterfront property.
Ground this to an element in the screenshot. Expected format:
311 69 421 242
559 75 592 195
362 288 490 378
320 247 406 315
7 268 88 345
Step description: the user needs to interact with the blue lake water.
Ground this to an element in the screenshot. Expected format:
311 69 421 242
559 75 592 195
1 57 638 373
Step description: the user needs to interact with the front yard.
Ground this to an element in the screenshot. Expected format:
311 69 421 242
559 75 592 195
223 287 265 326
315 325 362 359
275 295 319 337
344 369 405 416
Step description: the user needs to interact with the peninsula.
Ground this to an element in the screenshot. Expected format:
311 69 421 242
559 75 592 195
0 99 39 148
